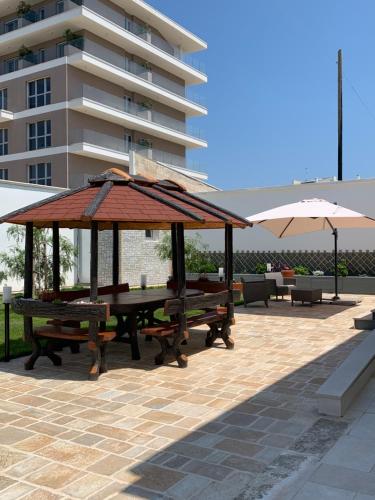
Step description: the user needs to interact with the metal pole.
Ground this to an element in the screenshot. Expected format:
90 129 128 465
338 49 343 181
333 229 340 300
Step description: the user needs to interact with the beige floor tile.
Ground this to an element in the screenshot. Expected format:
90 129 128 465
37 441 105 468
25 462 82 489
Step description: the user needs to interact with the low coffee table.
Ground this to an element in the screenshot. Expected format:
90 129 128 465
291 288 322 306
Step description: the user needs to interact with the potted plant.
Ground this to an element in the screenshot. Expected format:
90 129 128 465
273 262 295 278
255 262 267 274
141 61 152 72
18 45 34 63
293 265 309 276
17 1 36 22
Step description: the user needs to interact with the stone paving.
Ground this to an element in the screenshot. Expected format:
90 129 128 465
0 295 374 499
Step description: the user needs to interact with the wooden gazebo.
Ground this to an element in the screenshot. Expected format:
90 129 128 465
1 168 250 378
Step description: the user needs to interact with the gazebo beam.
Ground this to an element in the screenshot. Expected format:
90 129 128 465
24 222 33 298
176 223 186 296
171 223 178 281
90 221 99 302
112 222 119 286
52 222 60 293
225 223 234 322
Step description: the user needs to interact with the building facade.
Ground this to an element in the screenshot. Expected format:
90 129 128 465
0 0 208 188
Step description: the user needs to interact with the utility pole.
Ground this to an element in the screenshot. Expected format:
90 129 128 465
338 49 343 181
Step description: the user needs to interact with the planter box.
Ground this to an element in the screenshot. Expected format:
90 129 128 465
186 273 375 295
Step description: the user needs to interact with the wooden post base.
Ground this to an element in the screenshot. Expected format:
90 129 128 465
205 322 234 350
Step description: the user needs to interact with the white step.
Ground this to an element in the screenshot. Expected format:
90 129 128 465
317 333 375 417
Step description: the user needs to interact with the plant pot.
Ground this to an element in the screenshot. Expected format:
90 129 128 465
39 290 58 302
281 269 295 278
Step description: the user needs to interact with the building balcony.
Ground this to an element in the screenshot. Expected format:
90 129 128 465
0 0 206 84
69 84 207 149
0 109 13 122
0 38 206 117
69 128 207 179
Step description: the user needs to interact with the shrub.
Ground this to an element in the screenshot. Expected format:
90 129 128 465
255 263 267 274
293 265 310 275
336 260 349 277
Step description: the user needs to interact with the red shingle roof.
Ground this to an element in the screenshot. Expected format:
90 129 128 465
0 169 250 230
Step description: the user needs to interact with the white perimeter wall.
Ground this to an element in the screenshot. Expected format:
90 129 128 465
196 179 375 252
0 180 75 291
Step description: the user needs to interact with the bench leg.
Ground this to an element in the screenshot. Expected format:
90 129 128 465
221 321 235 350
44 341 62 367
88 343 101 381
206 323 219 347
129 314 141 361
99 343 108 374
155 337 169 365
24 337 42 370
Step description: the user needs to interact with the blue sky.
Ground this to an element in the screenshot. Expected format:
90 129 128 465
150 0 375 190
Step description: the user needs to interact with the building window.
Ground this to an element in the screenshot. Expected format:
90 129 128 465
145 230 159 240
39 49 46 63
28 120 51 150
0 129 8 156
5 19 18 33
5 58 18 74
29 163 52 186
0 169 8 180
56 42 65 58
56 1 65 14
0 89 7 110
28 78 51 108
39 8 46 20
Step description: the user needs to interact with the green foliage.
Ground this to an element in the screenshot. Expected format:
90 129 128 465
17 1 31 16
293 265 310 275
255 263 267 274
336 260 349 277
156 232 216 274
64 29 80 43
0 226 76 295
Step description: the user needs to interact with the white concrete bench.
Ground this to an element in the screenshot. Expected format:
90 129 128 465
317 333 375 417
354 311 375 330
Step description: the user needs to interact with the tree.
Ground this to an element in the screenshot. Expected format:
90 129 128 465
156 232 216 274
0 226 76 295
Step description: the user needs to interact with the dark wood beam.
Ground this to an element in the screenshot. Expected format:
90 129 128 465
176 222 186 297
24 222 33 298
90 221 99 302
171 223 178 281
128 182 204 222
83 181 113 220
153 185 231 222
52 222 60 293
225 223 234 322
112 222 119 286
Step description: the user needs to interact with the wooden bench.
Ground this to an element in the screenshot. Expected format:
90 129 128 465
141 290 240 368
13 298 116 380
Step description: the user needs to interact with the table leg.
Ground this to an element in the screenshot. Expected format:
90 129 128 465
129 313 141 361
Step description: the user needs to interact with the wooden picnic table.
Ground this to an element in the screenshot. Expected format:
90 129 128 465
78 288 203 360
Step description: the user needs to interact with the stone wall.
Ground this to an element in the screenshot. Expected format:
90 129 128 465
98 230 170 287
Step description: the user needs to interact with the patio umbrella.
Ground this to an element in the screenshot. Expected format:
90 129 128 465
247 198 375 299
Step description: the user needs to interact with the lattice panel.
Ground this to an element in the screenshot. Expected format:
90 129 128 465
205 251 375 276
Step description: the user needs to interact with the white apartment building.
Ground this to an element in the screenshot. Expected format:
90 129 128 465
0 0 208 187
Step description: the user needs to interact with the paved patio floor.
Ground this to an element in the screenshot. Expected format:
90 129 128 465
0 295 374 499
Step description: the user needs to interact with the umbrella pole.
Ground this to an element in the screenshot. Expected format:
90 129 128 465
332 229 340 300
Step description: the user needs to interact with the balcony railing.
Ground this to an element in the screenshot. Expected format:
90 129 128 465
0 0 205 74
79 84 204 140
70 128 203 171
0 37 205 107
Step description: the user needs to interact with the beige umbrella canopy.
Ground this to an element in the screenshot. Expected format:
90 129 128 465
247 198 375 238
247 198 375 299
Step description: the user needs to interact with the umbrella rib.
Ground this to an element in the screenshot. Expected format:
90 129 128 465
325 218 334 230
279 218 294 238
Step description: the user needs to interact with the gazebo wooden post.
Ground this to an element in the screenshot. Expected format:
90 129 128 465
173 222 188 367
171 222 178 281
89 221 101 380
112 222 119 286
52 222 60 293
24 222 40 369
223 223 235 348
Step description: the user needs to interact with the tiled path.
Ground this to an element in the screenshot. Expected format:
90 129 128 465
0 295 374 499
